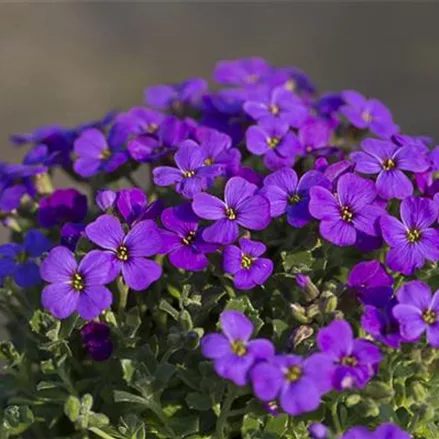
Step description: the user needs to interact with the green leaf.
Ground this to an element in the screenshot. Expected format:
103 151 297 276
241 413 263 437
64 396 81 422
185 392 212 411
169 414 199 437
113 390 150 406
2 406 34 435
281 251 314 273
155 363 176 387
264 414 288 437
88 413 110 429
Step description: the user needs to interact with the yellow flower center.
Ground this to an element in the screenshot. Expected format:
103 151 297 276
382 158 396 171
100 148 112 160
407 229 421 243
71 272 84 292
285 79 296 92
341 206 354 222
225 208 237 220
231 340 247 357
269 105 280 115
341 356 358 367
241 254 254 269
204 158 213 166
147 123 158 133
290 194 301 204
285 365 302 383
362 111 372 123
182 231 196 246
268 137 279 149
423 309 436 325
116 245 129 261
182 170 195 178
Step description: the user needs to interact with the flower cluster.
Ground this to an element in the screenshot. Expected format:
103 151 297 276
1 56 436 438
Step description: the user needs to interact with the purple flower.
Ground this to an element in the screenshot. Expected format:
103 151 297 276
96 190 117 211
243 87 308 128
40 246 113 320
192 176 271 244
261 168 330 227
73 129 128 178
309 173 384 246
380 196 439 275
362 299 402 349
144 78 207 110
201 310 275 386
214 57 272 87
60 223 85 252
341 424 410 439
85 214 162 291
81 322 113 362
153 140 222 199
296 119 332 155
351 138 429 199
347 260 393 307
245 119 299 171
250 353 333 416
308 423 330 439
0 230 51 288
223 238 273 290
38 189 88 228
340 426 371 439
393 280 439 347
160 203 218 272
340 90 399 138
317 319 382 390
267 66 316 95
116 188 163 225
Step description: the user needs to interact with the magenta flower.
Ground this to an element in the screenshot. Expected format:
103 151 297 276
250 353 333 416
317 320 382 390
153 140 222 199
160 203 218 272
309 173 384 246
351 138 430 199
201 310 275 386
192 176 271 244
380 196 439 275
223 238 273 290
40 247 113 320
261 168 330 227
393 280 439 348
73 129 128 178
243 86 308 128
85 214 162 291
340 90 399 138
245 119 299 171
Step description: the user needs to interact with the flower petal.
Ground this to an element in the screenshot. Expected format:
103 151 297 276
201 333 231 359
77 285 113 320
121 257 162 291
317 319 353 360
40 246 77 283
192 193 226 220
220 310 253 341
85 214 124 251
125 220 162 257
250 362 283 402
393 304 425 341
320 219 356 246
376 169 413 200
236 195 271 230
202 219 239 245
41 283 79 319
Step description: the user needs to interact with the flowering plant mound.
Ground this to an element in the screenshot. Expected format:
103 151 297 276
0 57 438 439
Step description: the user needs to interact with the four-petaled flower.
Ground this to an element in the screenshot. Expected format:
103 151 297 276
309 173 384 246
85 214 162 291
351 138 430 199
192 176 271 244
223 238 273 290
380 196 439 275
201 310 275 386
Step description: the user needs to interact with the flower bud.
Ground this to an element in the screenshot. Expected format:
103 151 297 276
34 172 54 195
345 394 361 407
320 293 338 314
308 423 329 439
296 274 320 302
365 381 394 401
290 304 309 323
289 325 314 349
179 310 193 332
306 303 321 319
357 399 379 418
96 190 117 211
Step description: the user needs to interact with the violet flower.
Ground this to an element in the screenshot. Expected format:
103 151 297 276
192 176 271 244
81 322 113 362
201 310 275 386
380 196 439 275
214 57 272 87
223 238 273 290
116 188 163 225
40 246 113 320
85 214 162 291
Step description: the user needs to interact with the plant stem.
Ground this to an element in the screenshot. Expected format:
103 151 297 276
216 385 236 439
331 399 342 434
89 427 116 439
148 401 178 439
117 277 129 314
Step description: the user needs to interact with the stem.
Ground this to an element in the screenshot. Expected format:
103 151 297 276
148 402 178 439
216 385 236 439
117 277 129 314
89 427 116 439
331 399 342 434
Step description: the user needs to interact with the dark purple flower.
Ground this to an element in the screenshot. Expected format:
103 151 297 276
347 260 393 307
351 138 429 199
85 214 162 291
314 92 344 120
233 165 264 187
144 78 207 110
261 168 330 227
81 322 113 362
309 173 384 246
0 230 51 288
38 189 87 228
340 90 399 138
246 119 299 170
223 238 273 290
244 86 308 128
317 319 382 390
250 353 333 416
116 188 163 225
73 129 128 178
60 223 85 252
201 310 275 386
308 423 330 439
160 203 218 272
153 140 222 199
96 190 117 211
214 57 272 87
393 280 439 347
192 176 271 244
40 246 113 320
380 196 439 275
